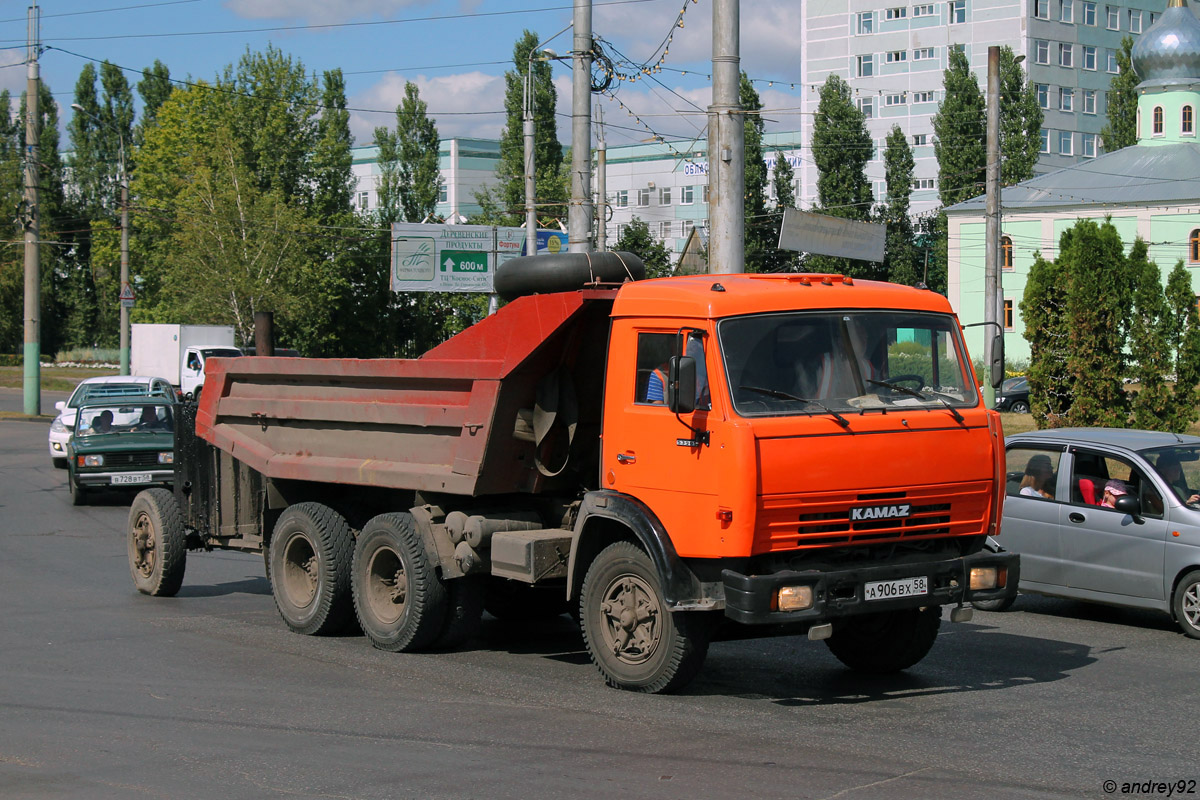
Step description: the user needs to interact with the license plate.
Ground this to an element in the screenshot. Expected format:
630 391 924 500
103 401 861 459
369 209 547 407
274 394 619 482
112 473 153 485
864 576 929 601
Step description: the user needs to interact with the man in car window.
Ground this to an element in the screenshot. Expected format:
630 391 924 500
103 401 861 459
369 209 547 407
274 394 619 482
1155 454 1200 505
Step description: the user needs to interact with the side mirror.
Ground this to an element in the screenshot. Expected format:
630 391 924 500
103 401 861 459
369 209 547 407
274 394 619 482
989 334 1004 389
1114 494 1142 521
668 356 696 414
55 400 65 412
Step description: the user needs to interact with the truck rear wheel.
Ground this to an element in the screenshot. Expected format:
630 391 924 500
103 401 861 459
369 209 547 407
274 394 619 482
128 488 186 597
352 512 448 652
268 503 354 636
825 606 941 673
579 541 711 693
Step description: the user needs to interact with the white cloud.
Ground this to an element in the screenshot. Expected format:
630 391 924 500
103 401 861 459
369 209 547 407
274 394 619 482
0 52 27 97
224 0 432 24
350 70 509 143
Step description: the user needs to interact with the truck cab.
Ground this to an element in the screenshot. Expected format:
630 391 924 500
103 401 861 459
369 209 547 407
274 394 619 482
180 345 243 399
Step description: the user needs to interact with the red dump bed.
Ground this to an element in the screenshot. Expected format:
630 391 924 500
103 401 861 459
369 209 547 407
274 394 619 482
196 290 617 497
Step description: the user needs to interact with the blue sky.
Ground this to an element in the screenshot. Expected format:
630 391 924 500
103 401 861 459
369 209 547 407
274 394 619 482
0 0 802 149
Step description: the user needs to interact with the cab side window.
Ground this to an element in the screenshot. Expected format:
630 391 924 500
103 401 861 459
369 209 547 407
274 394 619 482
1006 446 1061 500
1070 450 1163 519
634 332 710 409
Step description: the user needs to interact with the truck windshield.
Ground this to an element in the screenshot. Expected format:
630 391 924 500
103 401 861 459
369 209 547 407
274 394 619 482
718 311 978 417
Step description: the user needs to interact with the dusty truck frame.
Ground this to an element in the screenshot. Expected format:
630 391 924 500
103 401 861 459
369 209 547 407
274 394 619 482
127 270 1017 693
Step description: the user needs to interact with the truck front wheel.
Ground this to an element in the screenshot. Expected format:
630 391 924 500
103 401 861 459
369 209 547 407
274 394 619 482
579 541 711 693
825 606 941 673
128 488 186 597
352 512 448 652
268 503 355 636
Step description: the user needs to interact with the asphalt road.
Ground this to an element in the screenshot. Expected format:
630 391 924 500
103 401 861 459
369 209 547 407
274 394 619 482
1 417 1195 800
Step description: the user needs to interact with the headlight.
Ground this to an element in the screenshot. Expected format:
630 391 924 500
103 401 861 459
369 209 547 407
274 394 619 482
970 566 1004 590
50 417 66 433
775 585 815 612
158 452 174 464
80 454 104 467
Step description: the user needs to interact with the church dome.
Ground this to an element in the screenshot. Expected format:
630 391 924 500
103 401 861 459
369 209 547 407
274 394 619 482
1132 0 1200 88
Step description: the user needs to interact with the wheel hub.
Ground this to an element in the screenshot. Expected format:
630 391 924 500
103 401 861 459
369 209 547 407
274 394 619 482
1184 583 1200 628
132 513 156 578
366 547 407 625
599 576 660 663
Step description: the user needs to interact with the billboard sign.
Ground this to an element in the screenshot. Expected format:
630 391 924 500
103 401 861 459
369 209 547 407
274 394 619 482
777 209 886 264
392 223 508 293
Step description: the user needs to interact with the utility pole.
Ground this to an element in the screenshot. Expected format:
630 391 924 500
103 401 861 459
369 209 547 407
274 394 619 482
568 0 593 253
708 0 743 274
524 23 572 258
22 2 40 416
984 45 1001 407
595 102 607 251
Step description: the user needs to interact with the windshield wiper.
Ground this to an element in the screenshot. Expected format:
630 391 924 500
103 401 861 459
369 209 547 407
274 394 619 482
866 378 925 400
739 385 851 429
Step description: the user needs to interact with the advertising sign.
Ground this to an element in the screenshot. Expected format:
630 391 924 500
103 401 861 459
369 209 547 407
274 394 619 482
391 223 500 293
777 209 886 264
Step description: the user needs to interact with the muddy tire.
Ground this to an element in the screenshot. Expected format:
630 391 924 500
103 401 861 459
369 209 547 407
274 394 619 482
352 512 447 652
128 488 186 597
579 541 711 693
825 606 942 673
268 503 355 636
432 576 485 650
69 478 88 506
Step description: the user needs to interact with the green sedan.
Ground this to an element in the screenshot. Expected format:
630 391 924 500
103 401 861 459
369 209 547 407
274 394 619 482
66 399 176 506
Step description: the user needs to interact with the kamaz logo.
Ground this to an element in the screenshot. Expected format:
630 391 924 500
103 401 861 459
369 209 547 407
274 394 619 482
850 504 911 521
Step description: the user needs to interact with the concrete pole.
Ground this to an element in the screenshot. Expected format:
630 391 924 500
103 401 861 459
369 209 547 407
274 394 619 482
523 65 537 255
984 45 1001 406
708 0 743 274
568 0 593 253
22 2 40 416
595 101 607 251
119 137 130 376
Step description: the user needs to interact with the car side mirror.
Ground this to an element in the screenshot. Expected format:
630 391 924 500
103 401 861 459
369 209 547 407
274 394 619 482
55 400 65 412
668 356 696 414
1114 494 1142 521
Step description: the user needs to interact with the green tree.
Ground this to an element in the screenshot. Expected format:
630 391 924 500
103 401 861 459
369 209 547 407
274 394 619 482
311 69 354 224
1165 260 1200 431
772 151 795 210
1128 240 1173 428
1060 219 1133 426
1020 252 1070 426
741 72 772 272
934 47 986 207
881 125 918 285
135 59 172 146
998 45 1042 186
395 81 443 223
496 30 563 226
616 217 672 278
374 127 402 225
1101 36 1138 152
761 151 798 272
809 74 873 276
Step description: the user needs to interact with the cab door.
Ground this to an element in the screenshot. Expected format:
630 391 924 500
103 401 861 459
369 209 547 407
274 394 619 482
602 325 725 557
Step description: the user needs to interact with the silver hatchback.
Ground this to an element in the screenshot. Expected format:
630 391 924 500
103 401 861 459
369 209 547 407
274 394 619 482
984 428 1200 638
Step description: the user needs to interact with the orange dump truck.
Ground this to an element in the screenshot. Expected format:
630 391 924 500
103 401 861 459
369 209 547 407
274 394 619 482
127 266 1016 693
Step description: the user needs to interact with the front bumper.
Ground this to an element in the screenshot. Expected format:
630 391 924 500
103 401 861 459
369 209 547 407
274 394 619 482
722 550 1020 625
75 469 174 489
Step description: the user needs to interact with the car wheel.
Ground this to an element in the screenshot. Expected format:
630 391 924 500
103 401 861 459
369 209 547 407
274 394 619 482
70 478 88 507
972 595 1017 612
1010 400 1030 414
52 457 67 470
1172 569 1200 639
825 607 941 673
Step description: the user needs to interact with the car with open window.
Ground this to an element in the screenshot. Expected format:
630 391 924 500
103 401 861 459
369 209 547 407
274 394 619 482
66 398 176 506
978 428 1200 638
49 375 175 468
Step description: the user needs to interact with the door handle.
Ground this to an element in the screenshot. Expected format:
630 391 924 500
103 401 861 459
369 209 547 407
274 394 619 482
616 453 636 464
1068 512 1086 523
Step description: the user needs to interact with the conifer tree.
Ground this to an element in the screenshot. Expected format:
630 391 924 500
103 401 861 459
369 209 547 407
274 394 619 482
809 74 873 275
933 48 986 207
1165 260 1200 431
741 72 771 272
998 45 1042 186
395 81 442 224
881 126 917 285
497 31 563 226
1128 240 1173 428
1101 37 1139 152
1020 252 1070 426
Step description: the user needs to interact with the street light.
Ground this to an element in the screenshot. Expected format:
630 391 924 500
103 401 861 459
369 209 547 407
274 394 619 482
525 23 572 255
71 103 130 376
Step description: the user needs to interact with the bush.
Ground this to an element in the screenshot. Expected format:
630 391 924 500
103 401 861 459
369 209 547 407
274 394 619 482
54 348 120 364
0 354 21 366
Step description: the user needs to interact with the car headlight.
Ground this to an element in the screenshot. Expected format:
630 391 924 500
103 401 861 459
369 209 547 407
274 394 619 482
80 454 104 467
158 452 174 464
50 417 66 433
775 585 815 612
970 566 1005 590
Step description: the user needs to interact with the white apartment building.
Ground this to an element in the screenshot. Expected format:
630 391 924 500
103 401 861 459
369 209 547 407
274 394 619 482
800 0 1165 214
